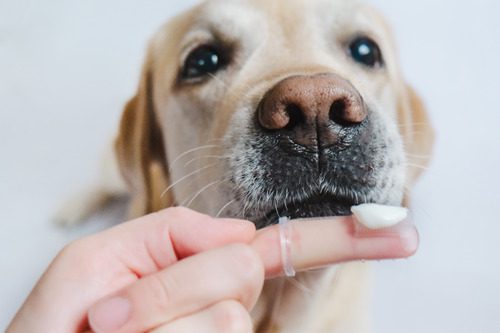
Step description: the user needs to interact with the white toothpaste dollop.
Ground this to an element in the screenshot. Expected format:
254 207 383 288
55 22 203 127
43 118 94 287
351 204 408 230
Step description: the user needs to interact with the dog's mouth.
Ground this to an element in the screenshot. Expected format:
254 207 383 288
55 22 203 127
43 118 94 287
256 193 356 229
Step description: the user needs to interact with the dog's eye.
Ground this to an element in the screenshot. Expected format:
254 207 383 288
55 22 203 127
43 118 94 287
348 37 383 68
181 45 225 80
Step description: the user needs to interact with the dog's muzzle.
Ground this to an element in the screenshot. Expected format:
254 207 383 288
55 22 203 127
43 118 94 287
233 73 396 228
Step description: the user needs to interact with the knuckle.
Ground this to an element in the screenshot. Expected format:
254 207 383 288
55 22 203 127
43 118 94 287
58 241 79 259
58 237 93 261
166 206 194 220
229 244 265 304
214 301 252 333
55 237 105 276
146 273 174 312
232 244 265 281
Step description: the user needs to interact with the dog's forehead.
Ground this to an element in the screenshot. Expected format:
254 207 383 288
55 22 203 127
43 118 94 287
201 0 355 17
194 0 384 35
163 0 394 66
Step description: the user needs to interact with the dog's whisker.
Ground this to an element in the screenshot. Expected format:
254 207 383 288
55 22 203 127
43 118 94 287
288 277 313 295
184 179 226 208
409 206 433 220
168 145 220 172
183 155 230 168
216 199 236 218
398 130 429 139
405 163 429 171
274 200 281 218
407 131 428 136
396 122 430 128
206 138 226 144
269 278 286 330
283 188 289 212
207 73 264 105
405 153 431 159
209 74 259 98
207 73 230 89
210 75 258 99
161 163 219 198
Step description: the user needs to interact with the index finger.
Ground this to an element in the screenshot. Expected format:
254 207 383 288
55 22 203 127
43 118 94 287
251 216 418 278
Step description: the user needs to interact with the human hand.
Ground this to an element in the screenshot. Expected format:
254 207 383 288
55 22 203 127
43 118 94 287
7 207 417 333
7 208 260 333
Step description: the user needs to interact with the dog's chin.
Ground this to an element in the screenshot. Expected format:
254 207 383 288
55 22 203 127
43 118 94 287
255 194 354 229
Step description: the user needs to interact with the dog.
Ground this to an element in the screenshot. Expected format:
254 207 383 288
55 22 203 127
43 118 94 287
59 0 434 331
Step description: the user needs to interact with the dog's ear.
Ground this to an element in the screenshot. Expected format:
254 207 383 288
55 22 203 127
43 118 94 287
397 85 435 189
115 57 174 217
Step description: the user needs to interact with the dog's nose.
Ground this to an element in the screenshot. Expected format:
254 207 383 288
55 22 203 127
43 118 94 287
257 73 367 147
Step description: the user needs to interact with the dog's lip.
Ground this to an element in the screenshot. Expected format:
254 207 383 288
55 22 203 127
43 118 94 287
257 193 355 228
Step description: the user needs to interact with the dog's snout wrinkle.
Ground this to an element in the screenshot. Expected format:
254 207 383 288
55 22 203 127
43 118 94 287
257 73 367 148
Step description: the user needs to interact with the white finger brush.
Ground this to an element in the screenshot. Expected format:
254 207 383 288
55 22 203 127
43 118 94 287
351 204 409 230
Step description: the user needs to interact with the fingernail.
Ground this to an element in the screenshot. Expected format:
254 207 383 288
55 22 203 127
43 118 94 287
89 296 131 332
400 226 419 254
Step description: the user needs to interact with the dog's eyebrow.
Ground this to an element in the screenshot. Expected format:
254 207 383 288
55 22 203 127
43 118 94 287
179 1 263 52
180 25 233 51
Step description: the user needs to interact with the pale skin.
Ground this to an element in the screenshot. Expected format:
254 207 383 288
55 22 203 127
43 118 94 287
7 207 418 333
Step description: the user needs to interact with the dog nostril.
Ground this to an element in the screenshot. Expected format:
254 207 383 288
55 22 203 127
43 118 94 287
285 104 305 130
329 98 365 127
258 101 289 130
330 99 350 126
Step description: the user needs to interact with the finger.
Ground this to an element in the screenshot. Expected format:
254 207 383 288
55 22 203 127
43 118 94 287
88 207 256 277
149 300 252 333
251 216 418 278
88 244 264 333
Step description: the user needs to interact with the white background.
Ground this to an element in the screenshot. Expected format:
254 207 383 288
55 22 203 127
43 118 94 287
1 0 499 331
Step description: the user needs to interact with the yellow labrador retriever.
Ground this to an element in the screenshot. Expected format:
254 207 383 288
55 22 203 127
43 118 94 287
61 0 434 331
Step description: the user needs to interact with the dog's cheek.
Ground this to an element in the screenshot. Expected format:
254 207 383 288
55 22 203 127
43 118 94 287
370 110 408 205
220 110 262 215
